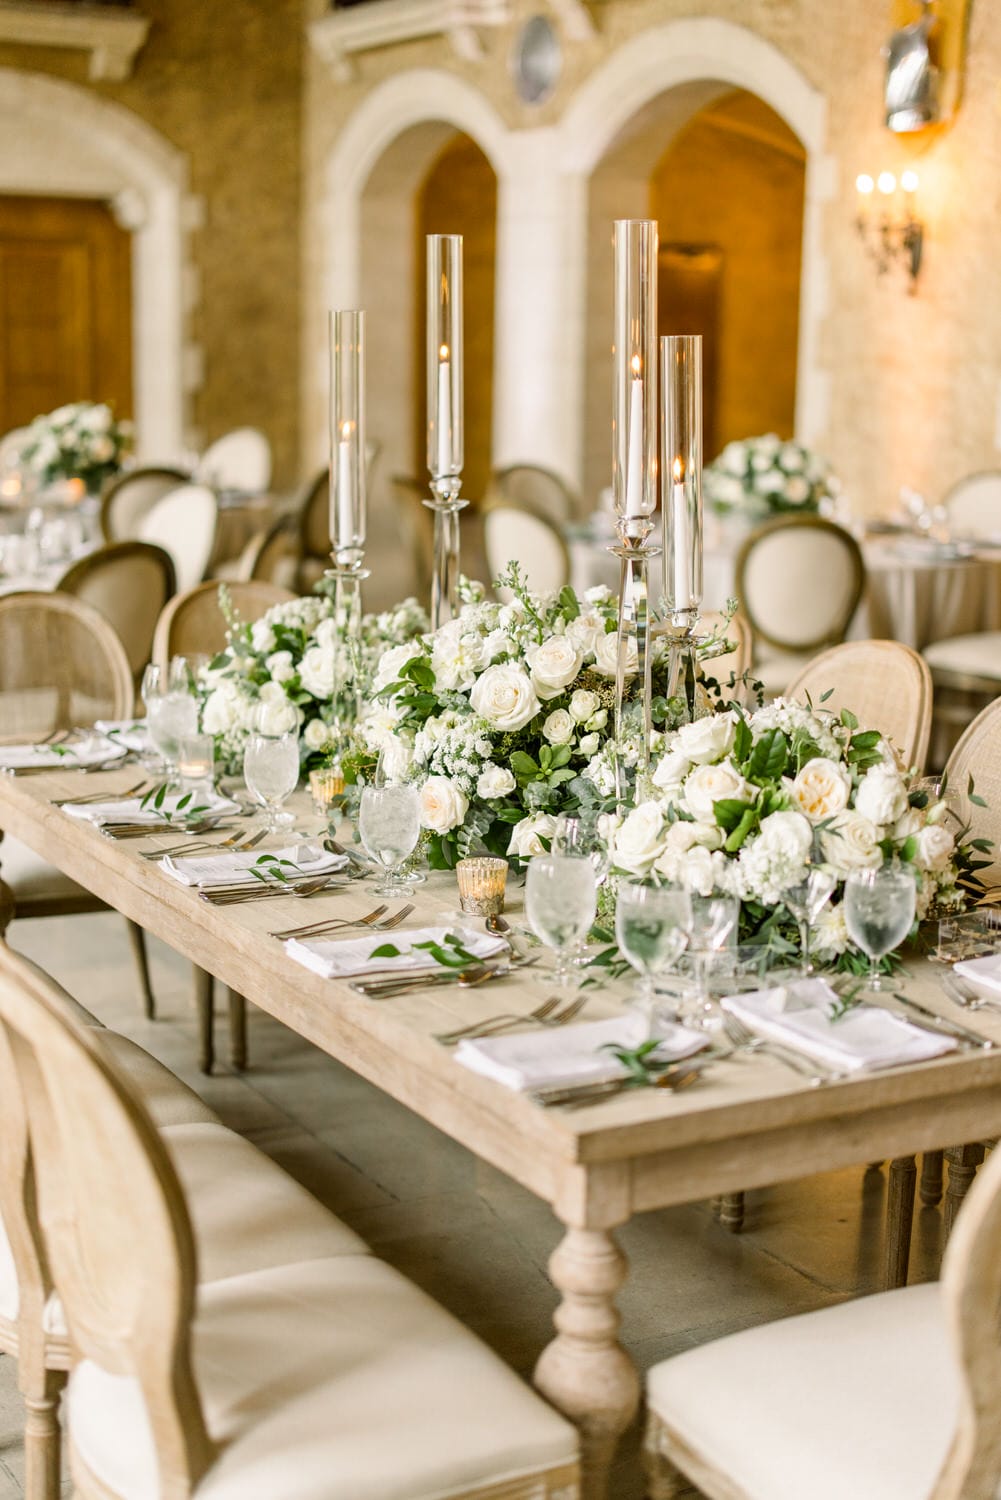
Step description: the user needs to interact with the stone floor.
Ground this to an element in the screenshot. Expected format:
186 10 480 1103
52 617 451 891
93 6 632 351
0 911 946 1499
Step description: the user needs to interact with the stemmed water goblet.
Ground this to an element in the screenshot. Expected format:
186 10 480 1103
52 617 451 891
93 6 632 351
783 864 837 976
843 865 916 992
687 892 740 1026
553 813 609 964
358 784 421 898
243 700 300 833
145 665 199 786
525 854 597 988
615 882 692 1035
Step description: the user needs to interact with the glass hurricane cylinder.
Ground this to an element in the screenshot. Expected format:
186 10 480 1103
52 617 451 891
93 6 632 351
612 220 658 535
328 309 366 566
425 234 467 630
661 334 704 625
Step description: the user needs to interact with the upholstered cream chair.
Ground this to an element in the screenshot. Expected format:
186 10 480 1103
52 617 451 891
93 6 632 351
942 470 1001 541
57 541 177 694
0 592 155 1018
484 496 570 598
196 427 272 493
921 637 1001 769
490 464 578 526
736 516 866 698
138 483 219 593
0 940 580 1500
786 639 933 772
645 1137 1001 1500
100 465 190 542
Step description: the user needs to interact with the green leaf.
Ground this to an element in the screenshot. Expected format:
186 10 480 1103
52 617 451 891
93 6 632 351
713 797 754 832
732 711 752 764
404 659 435 691
208 651 229 671
899 835 917 862
840 707 858 730
548 767 576 787
510 751 539 779
724 808 758 853
548 744 572 770
850 730 881 750
819 688 834 703
369 943 402 959
747 728 788 782
558 585 580 620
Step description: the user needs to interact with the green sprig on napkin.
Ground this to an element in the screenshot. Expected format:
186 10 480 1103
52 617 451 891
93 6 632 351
369 931 478 969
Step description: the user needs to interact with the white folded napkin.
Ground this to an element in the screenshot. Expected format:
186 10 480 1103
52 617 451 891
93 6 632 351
94 718 151 753
285 924 505 981
62 788 239 827
456 1013 708 1092
954 954 1001 997
721 979 955 1073
162 841 347 889
0 734 126 770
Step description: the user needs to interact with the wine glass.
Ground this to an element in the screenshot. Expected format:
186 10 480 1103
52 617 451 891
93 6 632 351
358 784 421 897
374 746 427 886
525 854 597 988
843 865 916 991
783 865 837 976
243 702 300 832
687 893 740 1026
553 814 609 964
146 689 198 785
615 882 691 1032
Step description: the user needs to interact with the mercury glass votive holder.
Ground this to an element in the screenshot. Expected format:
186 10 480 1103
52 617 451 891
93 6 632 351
310 764 345 815
456 857 508 917
178 734 214 796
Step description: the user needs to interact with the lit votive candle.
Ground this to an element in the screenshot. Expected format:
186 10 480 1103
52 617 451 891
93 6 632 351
456 856 509 917
178 733 214 795
310 764 345 815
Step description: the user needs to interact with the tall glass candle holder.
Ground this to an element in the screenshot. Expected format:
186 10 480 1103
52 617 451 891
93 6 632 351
327 309 370 740
425 233 466 630
610 220 660 788
661 333 707 723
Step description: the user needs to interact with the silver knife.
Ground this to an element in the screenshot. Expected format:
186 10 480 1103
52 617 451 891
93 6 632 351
351 958 535 999
891 992 995 1049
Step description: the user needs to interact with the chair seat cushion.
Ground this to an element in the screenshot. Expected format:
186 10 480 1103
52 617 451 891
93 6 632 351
647 1283 957 1500
0 835 97 909
69 1255 577 1500
923 632 1001 681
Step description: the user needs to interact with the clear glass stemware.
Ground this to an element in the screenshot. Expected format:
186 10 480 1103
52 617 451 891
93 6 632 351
783 865 837 976
358 784 421 898
525 854 597 988
843 865 916 991
615 881 692 1032
687 893 740 1027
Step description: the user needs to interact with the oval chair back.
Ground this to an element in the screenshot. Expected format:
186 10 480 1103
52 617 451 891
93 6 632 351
736 515 865 656
483 498 569 599
57 541 176 687
100 466 190 543
943 471 1001 542
137 485 218 594
0 592 133 740
943 695 1001 893
152 579 295 672
233 515 301 588
490 465 577 527
785 639 933 772
196 427 271 493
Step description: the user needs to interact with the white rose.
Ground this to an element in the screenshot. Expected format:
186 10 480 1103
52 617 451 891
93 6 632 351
419 775 469 834
756 810 812 863
380 736 413 782
202 683 242 735
914 823 955 872
303 718 330 751
265 650 295 684
578 732 600 756
250 619 276 653
91 435 114 462
683 761 753 823
584 585 611 604
788 757 851 822
477 764 516 799
785 475 811 504
543 708 575 745
613 801 667 875
893 808 924 841
527 636 583 700
298 646 335 700
569 688 599 724
508 812 557 858
813 904 848 960
821 810 882 873
258 681 286 706
676 713 736 765
778 443 804 473
855 765 908 827
680 845 721 897
373 641 422 693
720 441 747 476
482 630 514 663
257 697 298 738
652 747 691 792
567 610 605 657
593 631 637 678
469 665 540 732
586 709 608 731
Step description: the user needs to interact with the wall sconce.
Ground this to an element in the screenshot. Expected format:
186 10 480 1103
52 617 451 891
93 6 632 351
855 170 924 288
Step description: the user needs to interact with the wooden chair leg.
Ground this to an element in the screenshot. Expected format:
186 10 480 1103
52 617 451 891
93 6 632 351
125 919 155 1019
944 1143 986 1238
22 1372 64 1500
919 1150 944 1207
885 1155 916 1289
718 1191 745 1233
194 966 214 1075
227 988 248 1071
644 1412 698 1498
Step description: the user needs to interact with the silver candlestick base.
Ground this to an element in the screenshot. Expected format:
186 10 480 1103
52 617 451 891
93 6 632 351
324 553 370 742
660 617 713 726
610 522 661 801
424 475 467 631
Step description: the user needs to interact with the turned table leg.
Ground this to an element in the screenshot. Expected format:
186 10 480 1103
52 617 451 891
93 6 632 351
23 1386 62 1500
919 1150 944 1207
885 1155 916 1289
194 966 214 1075
944 1143 986 1238
534 1226 640 1500
227 988 248 1071
718 1192 745 1233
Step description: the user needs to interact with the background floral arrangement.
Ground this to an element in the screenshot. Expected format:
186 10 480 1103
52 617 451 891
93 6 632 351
358 566 740 870
605 698 986 969
705 434 838 520
200 587 429 773
18 401 132 495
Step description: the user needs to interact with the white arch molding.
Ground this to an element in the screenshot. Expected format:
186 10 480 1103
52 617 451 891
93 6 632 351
0 68 191 460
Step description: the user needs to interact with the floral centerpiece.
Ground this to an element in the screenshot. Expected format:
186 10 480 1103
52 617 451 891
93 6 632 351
18 402 132 496
200 586 429 774
357 567 743 870
704 434 838 520
606 698 987 969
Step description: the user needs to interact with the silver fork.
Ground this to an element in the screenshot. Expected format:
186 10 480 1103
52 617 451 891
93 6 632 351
53 779 151 808
140 828 267 861
435 994 587 1047
938 969 1001 1016
722 1013 838 1087
270 904 389 940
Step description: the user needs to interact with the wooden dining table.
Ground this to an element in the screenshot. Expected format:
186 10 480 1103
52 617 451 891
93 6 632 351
3 765 1001 1499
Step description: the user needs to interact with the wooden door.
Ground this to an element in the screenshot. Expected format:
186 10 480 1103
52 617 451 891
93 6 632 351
0 195 133 433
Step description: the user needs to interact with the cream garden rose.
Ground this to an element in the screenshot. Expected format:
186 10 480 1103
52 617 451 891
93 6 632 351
508 812 557 858
593 631 637 678
914 823 955 872
477 764 516 800
683 761 752 823
855 764 908 827
469 664 540 732
613 801 668 875
676 712 735 765
527 635 583 700
788 757 851 822
543 708 575 745
821 810 882 873
419 775 469 834
569 688 599 724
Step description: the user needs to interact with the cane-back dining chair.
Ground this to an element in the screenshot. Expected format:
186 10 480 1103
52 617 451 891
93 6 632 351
230 514 301 589
99 465 190 542
138 484 219 594
0 939 580 1500
785 639 934 773
736 516 866 698
57 541 177 694
489 464 578 526
0 592 156 1017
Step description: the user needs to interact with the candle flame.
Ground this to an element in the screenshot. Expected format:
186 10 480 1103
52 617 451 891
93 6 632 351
673 457 685 483
339 420 354 441
630 354 641 377
439 343 449 362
